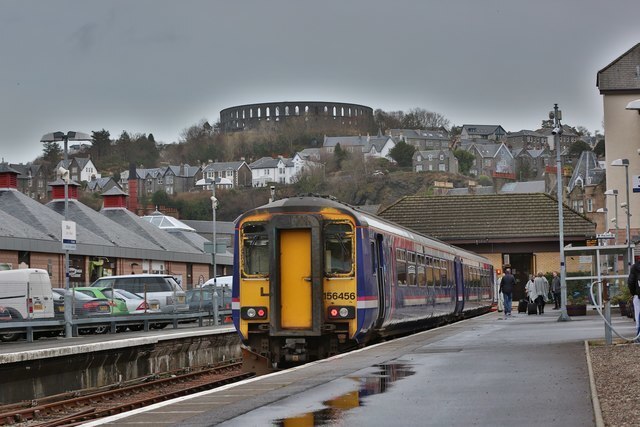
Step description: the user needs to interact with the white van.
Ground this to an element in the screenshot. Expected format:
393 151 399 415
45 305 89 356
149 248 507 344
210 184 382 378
0 268 55 320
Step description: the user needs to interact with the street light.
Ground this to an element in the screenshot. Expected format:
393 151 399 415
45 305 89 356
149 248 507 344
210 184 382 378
604 189 619 244
550 104 570 321
611 159 632 273
40 131 92 338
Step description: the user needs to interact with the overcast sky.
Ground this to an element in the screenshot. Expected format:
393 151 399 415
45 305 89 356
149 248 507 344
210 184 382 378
1 0 639 164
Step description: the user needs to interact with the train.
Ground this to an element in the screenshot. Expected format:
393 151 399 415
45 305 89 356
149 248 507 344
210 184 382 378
232 195 494 366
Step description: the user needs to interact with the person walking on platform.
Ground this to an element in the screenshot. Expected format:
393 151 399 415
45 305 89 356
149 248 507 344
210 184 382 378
627 259 640 337
551 271 561 309
499 268 516 319
531 272 549 315
525 274 535 301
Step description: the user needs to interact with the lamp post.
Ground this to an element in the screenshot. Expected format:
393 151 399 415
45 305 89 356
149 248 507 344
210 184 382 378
604 189 619 244
550 104 570 321
611 159 632 273
40 131 92 338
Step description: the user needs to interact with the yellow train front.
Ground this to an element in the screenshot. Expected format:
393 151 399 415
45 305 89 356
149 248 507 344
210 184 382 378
232 195 493 366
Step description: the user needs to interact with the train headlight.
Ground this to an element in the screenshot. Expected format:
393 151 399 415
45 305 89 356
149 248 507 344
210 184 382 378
241 306 268 320
327 305 355 319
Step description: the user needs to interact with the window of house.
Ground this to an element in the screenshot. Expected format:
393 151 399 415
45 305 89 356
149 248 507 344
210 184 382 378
157 178 163 185
439 154 444 160
439 164 446 171
587 198 593 212
166 175 174 184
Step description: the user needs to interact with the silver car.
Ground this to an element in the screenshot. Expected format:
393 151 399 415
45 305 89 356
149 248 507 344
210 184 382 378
90 274 188 313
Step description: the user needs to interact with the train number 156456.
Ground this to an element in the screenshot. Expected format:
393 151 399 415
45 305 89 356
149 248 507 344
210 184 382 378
323 292 356 301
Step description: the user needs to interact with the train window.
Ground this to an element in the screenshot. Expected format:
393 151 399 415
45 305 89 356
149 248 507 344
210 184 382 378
417 254 426 287
324 223 353 275
370 241 377 274
396 248 407 286
242 223 269 276
407 251 416 286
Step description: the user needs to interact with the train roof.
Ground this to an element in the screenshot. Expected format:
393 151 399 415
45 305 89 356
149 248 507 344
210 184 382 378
237 195 490 265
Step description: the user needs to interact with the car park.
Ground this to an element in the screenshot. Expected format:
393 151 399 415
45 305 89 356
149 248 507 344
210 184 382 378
90 274 189 313
52 288 112 317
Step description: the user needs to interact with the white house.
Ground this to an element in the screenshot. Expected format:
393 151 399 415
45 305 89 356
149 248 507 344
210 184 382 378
249 154 322 187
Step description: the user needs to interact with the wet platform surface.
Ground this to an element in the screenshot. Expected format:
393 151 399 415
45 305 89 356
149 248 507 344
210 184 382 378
87 310 636 426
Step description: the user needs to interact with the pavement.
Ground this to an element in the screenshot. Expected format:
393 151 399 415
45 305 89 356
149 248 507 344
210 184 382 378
88 307 636 426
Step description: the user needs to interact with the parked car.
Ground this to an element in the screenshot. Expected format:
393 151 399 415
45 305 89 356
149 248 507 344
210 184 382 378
90 274 189 313
110 289 161 314
72 287 129 315
0 269 55 320
52 288 112 316
186 285 232 323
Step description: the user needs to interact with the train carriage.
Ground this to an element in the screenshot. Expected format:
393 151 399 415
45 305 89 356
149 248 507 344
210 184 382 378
232 195 493 366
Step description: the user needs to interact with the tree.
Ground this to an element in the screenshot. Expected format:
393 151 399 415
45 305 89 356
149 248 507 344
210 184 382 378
42 140 62 165
593 137 605 158
401 108 450 130
389 140 415 167
477 175 493 186
454 149 475 175
373 109 403 132
90 129 111 162
333 143 349 170
568 140 592 156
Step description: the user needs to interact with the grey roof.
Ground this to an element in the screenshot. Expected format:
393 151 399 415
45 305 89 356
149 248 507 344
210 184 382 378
568 151 606 192
249 157 292 169
202 162 245 173
87 177 118 192
181 219 235 236
499 181 546 193
297 148 321 161
0 163 20 174
470 143 501 158
462 125 505 135
101 208 203 254
47 198 162 250
0 188 112 247
323 135 390 148
389 129 449 140
447 186 496 195
597 42 640 92
507 129 544 138
101 186 128 196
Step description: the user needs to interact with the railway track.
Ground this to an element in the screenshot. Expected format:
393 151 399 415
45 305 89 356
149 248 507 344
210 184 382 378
0 361 253 426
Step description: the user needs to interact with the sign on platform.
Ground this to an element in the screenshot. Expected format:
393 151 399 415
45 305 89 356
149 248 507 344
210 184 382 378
62 220 77 251
633 175 640 193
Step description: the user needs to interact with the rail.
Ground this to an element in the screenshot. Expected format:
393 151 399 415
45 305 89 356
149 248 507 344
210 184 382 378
0 309 232 342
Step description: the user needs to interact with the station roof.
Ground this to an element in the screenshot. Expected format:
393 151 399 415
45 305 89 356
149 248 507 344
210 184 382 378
378 193 596 243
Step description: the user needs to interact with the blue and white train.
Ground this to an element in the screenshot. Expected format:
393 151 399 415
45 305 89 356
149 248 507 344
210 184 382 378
232 195 494 366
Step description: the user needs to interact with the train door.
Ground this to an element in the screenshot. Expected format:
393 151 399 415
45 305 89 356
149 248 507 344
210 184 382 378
270 215 323 336
279 229 312 328
454 258 464 315
373 234 387 328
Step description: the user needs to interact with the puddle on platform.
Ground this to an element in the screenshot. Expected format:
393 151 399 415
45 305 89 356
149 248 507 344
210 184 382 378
272 362 415 426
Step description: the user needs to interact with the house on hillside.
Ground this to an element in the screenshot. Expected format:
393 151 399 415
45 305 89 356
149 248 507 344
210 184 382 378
322 134 395 161
566 151 607 234
56 157 100 183
119 164 202 197
513 148 552 181
467 142 515 179
460 125 507 141
506 130 546 150
9 162 48 200
249 154 321 187
201 161 252 189
388 128 450 150
87 176 121 193
412 149 457 173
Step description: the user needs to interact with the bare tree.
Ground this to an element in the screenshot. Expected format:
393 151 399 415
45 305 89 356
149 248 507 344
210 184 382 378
402 108 450 130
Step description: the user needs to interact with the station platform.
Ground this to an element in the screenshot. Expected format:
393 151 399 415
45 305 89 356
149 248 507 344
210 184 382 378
86 309 636 426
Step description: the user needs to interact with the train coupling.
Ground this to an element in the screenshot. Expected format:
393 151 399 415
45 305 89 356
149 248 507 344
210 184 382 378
283 338 308 363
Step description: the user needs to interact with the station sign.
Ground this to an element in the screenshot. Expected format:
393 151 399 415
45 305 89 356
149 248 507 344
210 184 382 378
62 220 77 251
634 175 640 193
596 232 615 240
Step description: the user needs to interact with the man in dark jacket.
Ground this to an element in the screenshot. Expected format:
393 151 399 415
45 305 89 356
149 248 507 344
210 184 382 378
627 260 640 337
499 268 516 319
551 271 561 309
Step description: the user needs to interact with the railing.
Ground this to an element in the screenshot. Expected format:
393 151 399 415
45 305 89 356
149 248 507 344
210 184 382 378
0 309 233 343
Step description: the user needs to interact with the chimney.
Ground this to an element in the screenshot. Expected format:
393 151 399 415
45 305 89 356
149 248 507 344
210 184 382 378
101 186 128 209
0 163 19 189
49 179 80 200
127 163 138 214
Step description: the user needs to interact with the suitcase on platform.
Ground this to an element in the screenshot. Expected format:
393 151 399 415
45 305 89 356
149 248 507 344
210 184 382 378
528 300 538 315
518 299 528 313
